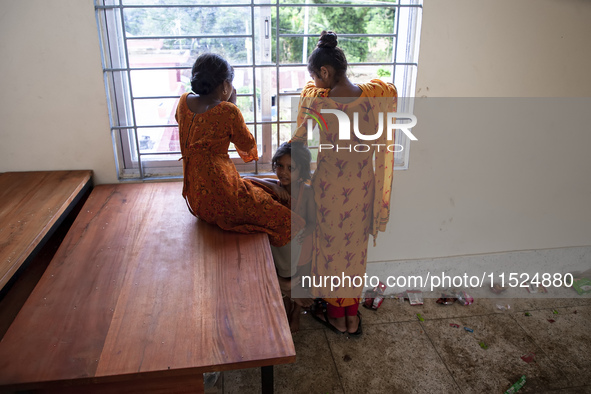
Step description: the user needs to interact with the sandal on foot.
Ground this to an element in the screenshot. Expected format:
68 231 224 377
348 312 363 337
312 305 346 335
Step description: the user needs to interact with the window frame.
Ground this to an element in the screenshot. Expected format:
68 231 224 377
95 0 422 180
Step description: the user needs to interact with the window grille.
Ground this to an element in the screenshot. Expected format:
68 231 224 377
95 0 422 180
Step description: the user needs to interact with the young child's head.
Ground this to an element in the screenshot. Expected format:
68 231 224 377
272 142 312 188
190 53 234 97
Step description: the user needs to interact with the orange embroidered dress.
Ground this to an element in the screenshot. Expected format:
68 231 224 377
293 80 397 307
177 92 303 247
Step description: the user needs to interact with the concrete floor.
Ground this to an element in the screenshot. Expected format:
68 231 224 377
219 294 591 394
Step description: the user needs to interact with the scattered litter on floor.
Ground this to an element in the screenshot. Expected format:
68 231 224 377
547 319 556 323
436 289 457 305
363 282 387 311
416 313 424 322
456 290 473 306
504 375 526 394
407 290 424 306
524 312 532 316
520 352 536 363
395 292 407 304
496 304 511 311
573 277 591 295
464 327 473 333
450 323 460 328
478 341 488 350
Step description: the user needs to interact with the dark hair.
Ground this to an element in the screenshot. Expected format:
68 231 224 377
307 31 348 79
272 141 312 181
190 53 234 95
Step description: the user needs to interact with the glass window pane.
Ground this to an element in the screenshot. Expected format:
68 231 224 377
128 37 251 67
134 98 179 126
233 67 255 94
348 64 394 84
236 96 256 122
98 0 416 176
140 153 183 163
254 67 278 122
123 7 251 37
278 94 299 123
278 66 307 92
137 125 180 154
131 69 189 97
278 36 393 64
277 123 294 151
122 0 251 7
276 6 395 35
279 0 396 3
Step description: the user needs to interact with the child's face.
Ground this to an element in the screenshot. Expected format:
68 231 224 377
274 154 300 188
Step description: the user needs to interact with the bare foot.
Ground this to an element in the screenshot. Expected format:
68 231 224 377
346 314 360 334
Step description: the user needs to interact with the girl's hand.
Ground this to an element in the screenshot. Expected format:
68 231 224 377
272 183 291 203
228 87 237 104
298 225 314 243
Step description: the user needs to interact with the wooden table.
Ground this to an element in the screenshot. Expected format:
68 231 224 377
0 171 93 293
0 182 295 393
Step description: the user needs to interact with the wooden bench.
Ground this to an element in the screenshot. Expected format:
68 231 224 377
0 181 295 393
0 171 93 337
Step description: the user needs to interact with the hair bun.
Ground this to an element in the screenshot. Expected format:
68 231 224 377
317 31 338 49
190 53 234 96
191 71 215 95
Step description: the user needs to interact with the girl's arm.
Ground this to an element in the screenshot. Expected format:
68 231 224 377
243 177 290 203
227 104 258 162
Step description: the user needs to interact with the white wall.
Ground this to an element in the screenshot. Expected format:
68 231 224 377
0 0 589 261
0 1 117 184
416 0 591 97
368 0 591 261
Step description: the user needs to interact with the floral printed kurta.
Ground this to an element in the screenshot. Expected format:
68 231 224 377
177 92 303 247
293 80 397 307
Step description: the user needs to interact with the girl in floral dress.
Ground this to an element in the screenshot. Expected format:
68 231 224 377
293 32 397 335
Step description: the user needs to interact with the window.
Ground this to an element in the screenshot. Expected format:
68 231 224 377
95 0 422 180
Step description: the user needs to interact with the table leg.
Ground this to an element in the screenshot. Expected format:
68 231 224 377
261 365 274 394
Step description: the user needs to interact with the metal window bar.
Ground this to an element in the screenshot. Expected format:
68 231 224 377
250 0 259 174
95 0 421 180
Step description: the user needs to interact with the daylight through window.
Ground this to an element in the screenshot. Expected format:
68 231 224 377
95 0 422 180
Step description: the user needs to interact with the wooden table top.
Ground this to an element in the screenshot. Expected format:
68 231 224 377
0 170 92 291
0 181 295 390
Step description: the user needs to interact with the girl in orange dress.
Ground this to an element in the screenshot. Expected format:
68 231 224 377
177 53 303 247
293 32 397 336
